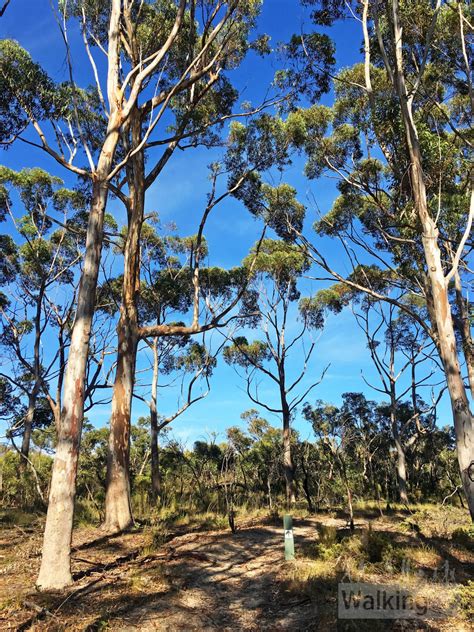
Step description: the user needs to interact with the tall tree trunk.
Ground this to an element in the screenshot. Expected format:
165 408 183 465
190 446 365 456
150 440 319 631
36 1 122 589
453 268 474 400
36 173 115 589
103 123 144 533
150 339 161 502
392 0 474 519
35 0 142 588
103 106 178 525
390 399 409 505
103 318 137 532
19 393 36 473
150 420 161 501
282 405 295 507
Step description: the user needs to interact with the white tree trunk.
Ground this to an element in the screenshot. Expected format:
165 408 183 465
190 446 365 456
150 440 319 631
391 0 474 518
36 171 117 590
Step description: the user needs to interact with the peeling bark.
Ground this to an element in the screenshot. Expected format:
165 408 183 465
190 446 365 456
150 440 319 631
103 319 137 532
103 111 143 533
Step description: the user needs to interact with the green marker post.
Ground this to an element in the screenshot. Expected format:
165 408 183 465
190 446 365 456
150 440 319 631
283 514 295 560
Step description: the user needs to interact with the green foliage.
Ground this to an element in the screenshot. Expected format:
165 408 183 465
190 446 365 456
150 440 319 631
0 40 56 143
454 581 474 621
223 336 271 368
451 526 474 551
175 342 216 375
0 166 84 289
77 424 108 506
244 238 310 287
286 1 473 349
225 117 308 240
0 235 18 287
0 449 52 508
277 29 335 108
261 183 305 241
298 296 325 328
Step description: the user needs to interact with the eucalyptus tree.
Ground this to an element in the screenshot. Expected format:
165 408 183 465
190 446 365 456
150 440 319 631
303 392 385 525
1 0 270 589
104 101 313 531
287 0 474 518
103 144 271 532
220 425 253 530
136 333 218 503
341 392 386 512
93 1 277 533
224 239 326 506
242 408 282 508
96 0 335 531
353 299 442 504
103 167 262 531
303 398 359 529
0 167 83 469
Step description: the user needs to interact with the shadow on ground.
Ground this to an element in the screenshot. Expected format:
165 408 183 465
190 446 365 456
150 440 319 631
6 513 472 631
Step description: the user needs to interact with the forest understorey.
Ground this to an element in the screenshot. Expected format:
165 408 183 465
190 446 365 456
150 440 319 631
1 507 472 631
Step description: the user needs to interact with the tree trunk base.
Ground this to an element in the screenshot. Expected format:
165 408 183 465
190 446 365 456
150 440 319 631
101 514 133 535
36 570 74 592
104 453 133 534
102 487 134 534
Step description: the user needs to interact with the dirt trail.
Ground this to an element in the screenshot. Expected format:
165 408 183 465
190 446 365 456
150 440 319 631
117 522 322 631
2 517 334 631
2 512 471 630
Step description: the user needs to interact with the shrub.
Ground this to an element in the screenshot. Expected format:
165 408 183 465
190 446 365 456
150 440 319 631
451 525 474 551
454 581 474 621
315 523 338 547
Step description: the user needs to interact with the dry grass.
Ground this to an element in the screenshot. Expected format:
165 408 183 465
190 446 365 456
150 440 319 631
283 506 473 631
0 504 472 630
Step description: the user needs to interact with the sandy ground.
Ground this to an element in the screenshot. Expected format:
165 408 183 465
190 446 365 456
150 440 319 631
1 513 472 631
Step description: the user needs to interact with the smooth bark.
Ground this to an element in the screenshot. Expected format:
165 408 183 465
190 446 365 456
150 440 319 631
390 389 409 504
19 393 35 471
36 0 189 589
391 0 474 518
36 175 115 589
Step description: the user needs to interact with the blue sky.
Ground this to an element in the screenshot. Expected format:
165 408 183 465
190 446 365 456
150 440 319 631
0 0 456 447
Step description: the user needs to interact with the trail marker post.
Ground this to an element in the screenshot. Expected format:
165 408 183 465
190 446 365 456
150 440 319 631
283 514 295 560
